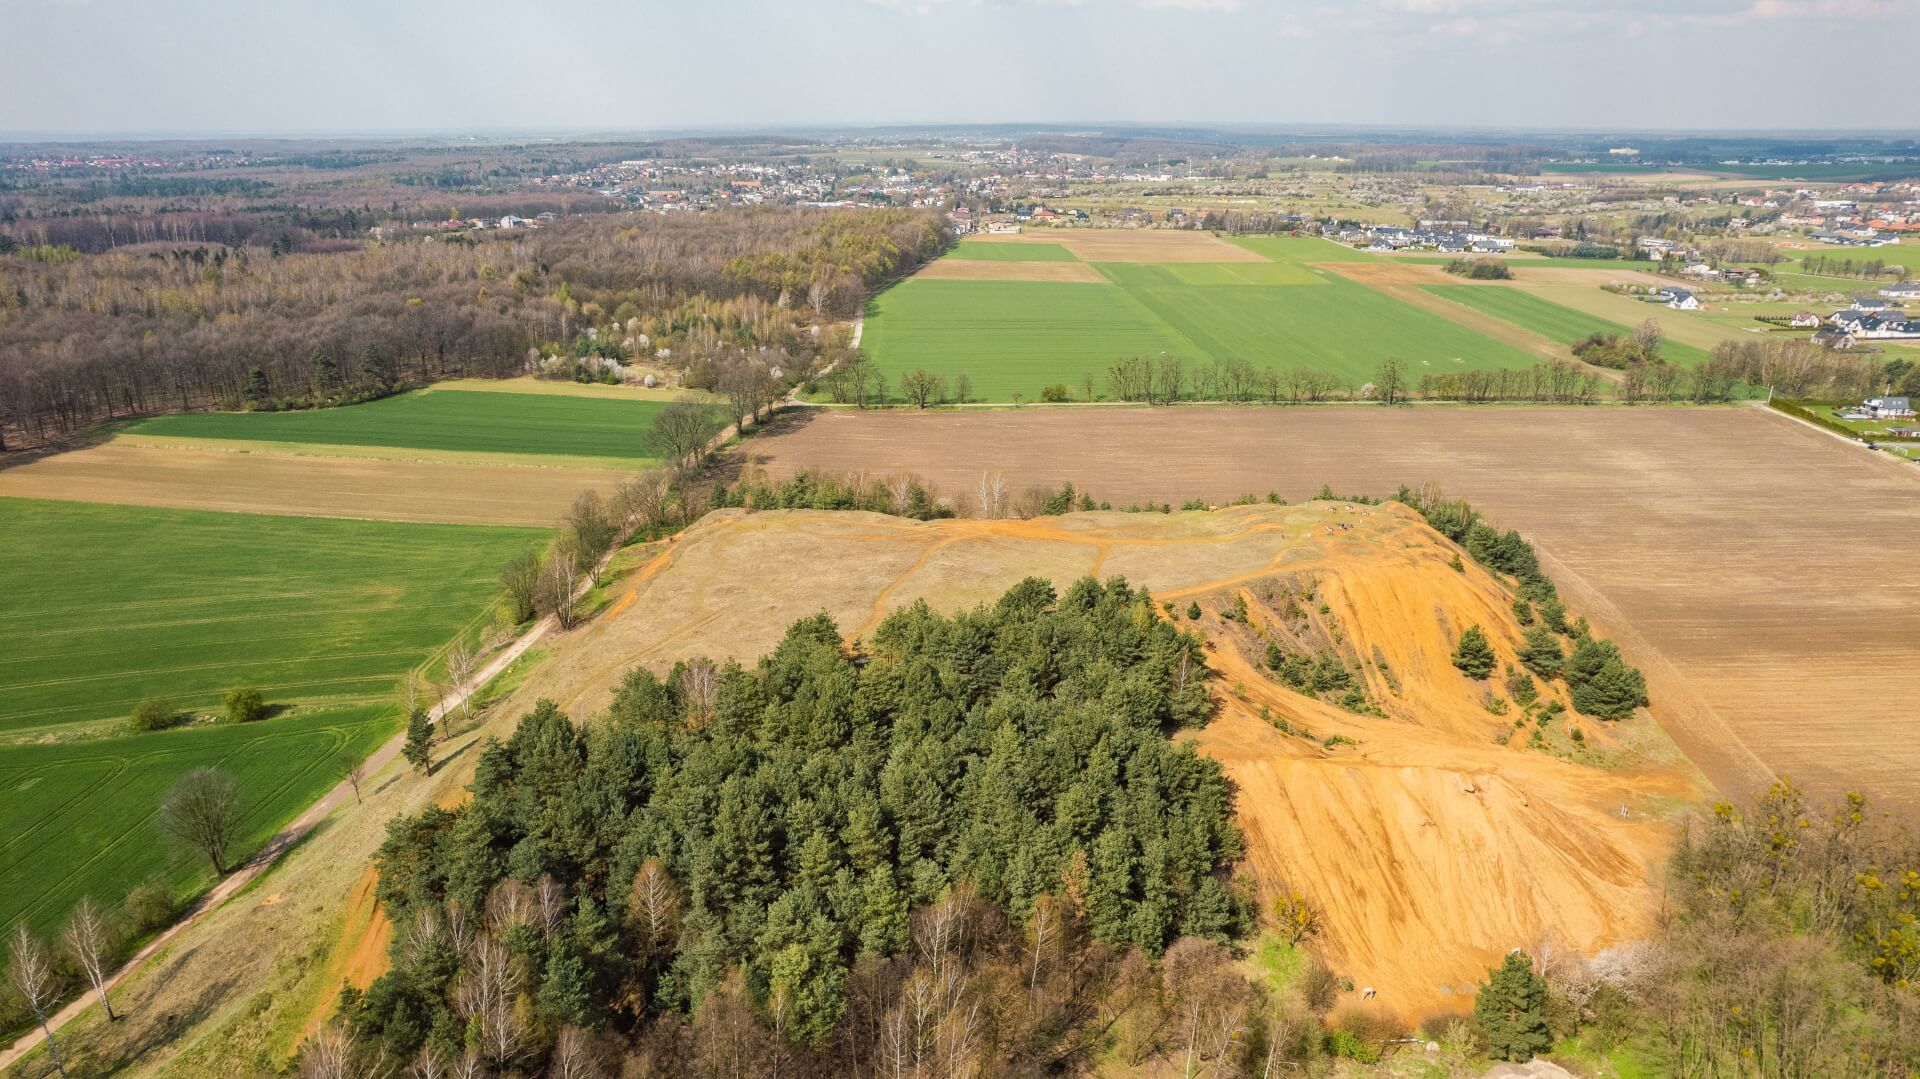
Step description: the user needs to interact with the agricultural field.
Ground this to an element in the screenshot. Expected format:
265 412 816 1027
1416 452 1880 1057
1425 285 1713 365
944 239 1078 261
859 232 1543 401
739 404 1920 818
130 385 696 465
0 704 392 941
0 495 538 941
0 497 542 733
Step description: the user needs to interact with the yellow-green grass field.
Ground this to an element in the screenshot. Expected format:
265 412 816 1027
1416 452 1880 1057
1 704 393 942
0 497 542 733
856 252 1542 402
0 495 540 942
1425 285 1713 365
129 387 707 465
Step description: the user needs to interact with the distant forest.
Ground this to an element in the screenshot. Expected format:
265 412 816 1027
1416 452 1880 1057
0 208 947 449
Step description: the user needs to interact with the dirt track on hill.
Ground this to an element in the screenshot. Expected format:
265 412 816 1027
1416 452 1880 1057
734 404 1920 817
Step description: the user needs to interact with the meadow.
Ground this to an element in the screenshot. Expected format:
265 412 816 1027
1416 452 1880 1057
1425 285 1713 365
0 497 543 732
130 387 692 463
0 704 393 940
859 249 1542 401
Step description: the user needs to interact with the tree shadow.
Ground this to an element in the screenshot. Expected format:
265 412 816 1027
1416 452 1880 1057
0 418 136 473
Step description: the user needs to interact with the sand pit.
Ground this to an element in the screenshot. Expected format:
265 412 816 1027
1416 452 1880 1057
501 502 1697 1017
912 258 1110 283
968 229 1270 263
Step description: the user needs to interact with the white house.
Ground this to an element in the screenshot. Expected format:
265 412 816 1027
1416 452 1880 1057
1661 288 1700 310
1863 396 1915 418
1880 281 1920 300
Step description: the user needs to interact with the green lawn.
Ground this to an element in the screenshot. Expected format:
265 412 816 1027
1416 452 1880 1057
946 240 1079 262
0 705 394 941
1397 256 1656 271
1424 285 1712 365
130 388 692 461
857 260 1542 402
0 497 543 731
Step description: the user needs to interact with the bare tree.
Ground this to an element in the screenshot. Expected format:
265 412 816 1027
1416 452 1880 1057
975 470 1007 519
456 935 528 1067
158 766 244 874
299 1023 354 1079
62 895 120 1021
549 1026 606 1079
9 923 68 1078
536 550 581 630
648 400 720 470
338 753 367 805
407 1044 448 1079
445 641 478 724
677 659 717 721
630 859 682 959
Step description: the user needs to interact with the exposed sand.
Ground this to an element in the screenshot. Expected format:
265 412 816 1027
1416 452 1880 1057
496 503 1696 1017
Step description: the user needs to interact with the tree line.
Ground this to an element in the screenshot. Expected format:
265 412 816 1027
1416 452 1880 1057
0 207 945 450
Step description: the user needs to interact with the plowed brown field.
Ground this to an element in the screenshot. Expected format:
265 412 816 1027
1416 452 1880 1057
912 259 1109 283
736 404 1920 817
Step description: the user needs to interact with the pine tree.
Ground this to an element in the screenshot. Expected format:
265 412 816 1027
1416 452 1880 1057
402 708 433 774
1474 951 1552 1061
1451 625 1496 679
1519 626 1563 680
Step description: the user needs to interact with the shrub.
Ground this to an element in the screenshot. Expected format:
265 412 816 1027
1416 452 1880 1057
1039 383 1071 403
129 697 178 732
223 686 269 723
1519 626 1564 679
124 880 178 934
1186 601 1202 620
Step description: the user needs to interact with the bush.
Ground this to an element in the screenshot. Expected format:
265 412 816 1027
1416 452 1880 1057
1444 257 1513 280
1039 383 1071 403
128 697 178 731
223 686 269 723
1519 626 1564 679
124 880 178 934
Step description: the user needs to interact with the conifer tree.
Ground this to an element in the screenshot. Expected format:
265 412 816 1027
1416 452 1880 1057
402 708 433 774
1452 625 1496 679
1474 951 1552 1061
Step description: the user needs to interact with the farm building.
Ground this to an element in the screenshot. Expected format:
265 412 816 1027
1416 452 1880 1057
1660 287 1700 310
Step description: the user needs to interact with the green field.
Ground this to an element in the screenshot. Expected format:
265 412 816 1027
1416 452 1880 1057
1226 236 1381 263
1396 255 1655 271
131 388 692 461
858 257 1543 401
0 497 543 732
1424 285 1713 365
946 240 1078 262
1 705 394 940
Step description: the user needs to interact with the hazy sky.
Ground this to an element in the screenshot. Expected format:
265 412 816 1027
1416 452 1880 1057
3 0 1917 136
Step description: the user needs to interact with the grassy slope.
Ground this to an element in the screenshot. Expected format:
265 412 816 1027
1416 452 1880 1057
0 497 543 731
946 240 1079 262
0 705 394 940
130 389 688 461
1226 235 1382 263
1424 285 1713 365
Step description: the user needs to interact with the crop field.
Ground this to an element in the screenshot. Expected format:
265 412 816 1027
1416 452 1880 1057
1226 235 1380 263
739 405 1920 818
0 497 542 732
945 239 1078 261
1425 285 1712 364
130 387 695 463
0 704 393 940
859 245 1542 401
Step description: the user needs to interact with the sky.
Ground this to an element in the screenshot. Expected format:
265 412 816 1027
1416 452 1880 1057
3 0 1917 137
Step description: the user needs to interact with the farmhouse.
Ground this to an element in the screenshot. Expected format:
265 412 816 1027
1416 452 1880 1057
1660 287 1700 310
1863 396 1915 419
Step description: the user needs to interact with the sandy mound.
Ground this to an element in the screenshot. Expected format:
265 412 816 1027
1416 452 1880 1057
505 502 1700 1020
